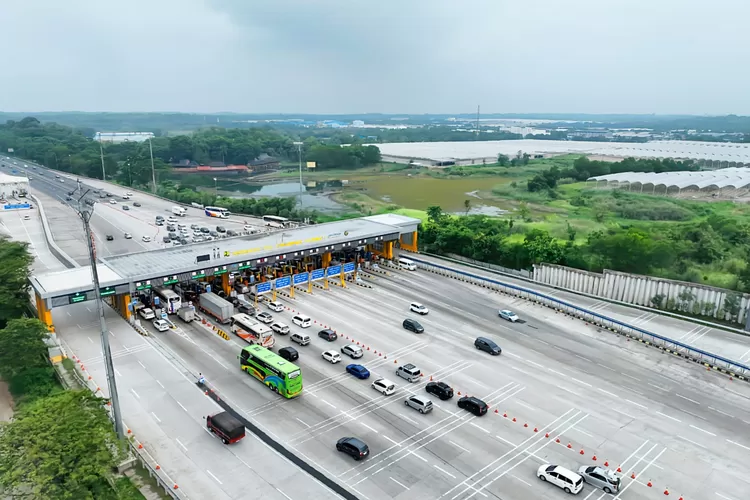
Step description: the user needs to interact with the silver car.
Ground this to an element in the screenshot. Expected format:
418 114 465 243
404 395 433 414
577 466 621 494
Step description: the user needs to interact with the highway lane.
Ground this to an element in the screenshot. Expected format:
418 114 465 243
411 253 750 366
0 203 67 273
135 267 750 500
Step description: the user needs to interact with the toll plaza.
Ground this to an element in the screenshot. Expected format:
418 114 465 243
29 214 420 330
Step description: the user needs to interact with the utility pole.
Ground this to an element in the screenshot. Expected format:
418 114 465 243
475 105 480 138
148 137 156 194
99 140 106 180
77 192 124 439
293 141 304 208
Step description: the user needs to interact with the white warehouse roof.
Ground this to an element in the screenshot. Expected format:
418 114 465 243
589 167 750 191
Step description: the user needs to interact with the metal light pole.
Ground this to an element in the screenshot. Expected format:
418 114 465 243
148 137 156 194
213 177 218 196
77 192 124 439
99 141 106 180
293 141 303 208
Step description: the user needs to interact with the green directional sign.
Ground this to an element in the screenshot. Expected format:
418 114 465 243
191 272 206 280
136 281 152 291
213 268 227 276
68 292 87 304
163 276 179 285
238 261 251 270
99 287 116 297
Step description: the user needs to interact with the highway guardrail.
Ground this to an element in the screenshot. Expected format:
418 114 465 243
408 256 750 381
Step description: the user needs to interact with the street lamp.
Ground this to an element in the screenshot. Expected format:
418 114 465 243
213 177 218 196
293 141 303 208
148 137 156 194
99 141 106 180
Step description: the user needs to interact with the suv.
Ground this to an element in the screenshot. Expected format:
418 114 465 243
278 346 299 362
404 395 433 414
336 437 369 461
271 322 290 335
457 396 488 416
577 466 621 493
216 226 227 233
403 318 424 333
425 381 454 400
267 301 284 312
474 337 502 355
396 363 421 383
341 344 363 359
409 302 429 315
318 329 337 341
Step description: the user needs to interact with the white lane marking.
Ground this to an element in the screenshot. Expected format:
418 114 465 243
400 413 419 425
596 363 616 372
512 475 532 486
559 386 581 396
678 435 706 448
276 488 293 500
383 435 401 446
656 411 681 423
534 339 549 345
87 336 93 344
450 440 470 453
177 401 187 412
613 447 666 500
690 424 716 436
296 417 311 429
156 379 164 389
716 493 737 500
574 428 593 438
625 399 648 410
109 330 115 337
390 477 409 490
597 388 618 398
575 354 592 363
130 389 140 399
648 383 667 391
137 360 146 369
571 378 592 388
620 372 641 382
175 438 188 451
206 470 223 485
321 399 336 409
525 359 545 369
613 408 636 420
547 368 565 377
410 451 428 462
434 465 456 479
361 422 378 433
676 393 700 405
151 412 161 423
739 348 750 362
511 366 531 376
470 422 490 433
114 368 122 377
515 401 535 411
708 406 734 418
726 439 750 451
495 435 517 446
504 352 522 359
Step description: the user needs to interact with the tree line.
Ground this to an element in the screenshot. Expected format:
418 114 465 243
0 237 133 498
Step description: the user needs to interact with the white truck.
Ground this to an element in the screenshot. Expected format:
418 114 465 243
177 305 195 323
172 206 187 217
198 292 233 324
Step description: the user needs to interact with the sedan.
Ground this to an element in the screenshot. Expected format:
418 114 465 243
190 224 200 230
109 199 116 204
346 364 370 379
133 202 142 207
138 308 155 320
410 302 429 315
122 205 130 211
142 235 152 242
322 350 342 364
499 309 519 322
270 322 290 335
153 319 170 332
256 312 273 324
106 235 114 241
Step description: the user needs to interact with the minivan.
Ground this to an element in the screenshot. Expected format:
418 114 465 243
292 314 312 328
403 318 424 333
267 301 284 312
396 363 421 383
457 396 488 416
291 333 311 346
404 395 433 414
538 465 584 494
475 337 502 355
398 257 417 271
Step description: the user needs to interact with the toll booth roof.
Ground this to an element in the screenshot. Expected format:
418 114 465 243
31 264 124 295
99 217 416 280
361 213 421 231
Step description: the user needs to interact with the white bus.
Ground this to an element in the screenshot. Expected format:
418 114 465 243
154 287 182 314
262 215 289 229
204 206 230 219
230 313 275 348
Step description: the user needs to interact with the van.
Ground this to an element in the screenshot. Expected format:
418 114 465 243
293 314 312 328
404 395 433 414
172 206 186 217
475 337 502 355
396 363 422 383
398 257 417 271
291 333 311 346
538 464 584 494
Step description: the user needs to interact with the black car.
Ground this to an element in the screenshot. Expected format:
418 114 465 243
216 226 226 233
93 190 99 194
65 196 73 201
474 337 502 355
403 318 424 333
201 227 210 233
133 202 141 207
426 381 454 400
318 329 337 341
336 437 369 461
278 346 299 362
457 396 488 416
179 238 188 245
67 190 75 196
167 224 176 231
106 235 114 241
226 229 238 236
162 236 171 243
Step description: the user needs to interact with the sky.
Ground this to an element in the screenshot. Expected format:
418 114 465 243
1 0 748 115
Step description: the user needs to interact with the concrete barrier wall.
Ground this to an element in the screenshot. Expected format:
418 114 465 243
533 263 750 326
30 194 80 269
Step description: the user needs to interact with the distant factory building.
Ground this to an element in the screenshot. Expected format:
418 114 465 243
95 132 155 143
352 120 365 127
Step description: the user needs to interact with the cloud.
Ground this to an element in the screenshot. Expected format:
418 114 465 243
0 0 748 114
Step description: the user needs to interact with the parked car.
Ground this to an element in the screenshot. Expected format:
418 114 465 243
341 344 364 359
409 302 429 315
318 328 337 341
498 309 519 322
403 318 424 333
346 364 370 379
577 466 621 493
124 232 132 239
336 437 369 461
142 235 152 242
322 350 342 364
216 226 227 233
425 381 454 400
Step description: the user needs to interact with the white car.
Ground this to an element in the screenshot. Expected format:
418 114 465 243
122 195 130 200
138 308 155 320
125 191 133 196
499 309 519 322
142 235 152 242
153 319 170 332
537 464 584 494
371 378 396 396
109 199 116 204
124 232 132 239
267 301 284 312
256 312 273 324
322 350 341 364
23 214 30 220
167 217 178 224
410 302 429 315
270 322 290 335
59 178 64 183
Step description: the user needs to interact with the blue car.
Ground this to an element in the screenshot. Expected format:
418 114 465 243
346 364 370 379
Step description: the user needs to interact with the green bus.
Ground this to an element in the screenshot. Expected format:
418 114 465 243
239 345 302 398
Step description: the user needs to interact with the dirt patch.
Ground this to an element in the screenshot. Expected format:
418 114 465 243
0 379 14 422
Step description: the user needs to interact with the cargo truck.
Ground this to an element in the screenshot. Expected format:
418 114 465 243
206 411 245 444
198 292 233 324
177 305 195 323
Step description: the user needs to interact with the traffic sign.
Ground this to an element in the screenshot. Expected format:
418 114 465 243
99 287 116 297
293 273 309 285
68 292 87 304
275 276 291 290
328 265 341 276
343 262 355 274
256 282 272 294
310 268 326 281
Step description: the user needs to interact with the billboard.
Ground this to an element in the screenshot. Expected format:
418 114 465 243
306 161 316 169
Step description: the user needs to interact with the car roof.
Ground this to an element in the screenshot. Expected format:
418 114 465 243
374 378 393 385
345 344 362 350
340 437 367 448
279 346 297 353
402 363 417 370
324 350 339 355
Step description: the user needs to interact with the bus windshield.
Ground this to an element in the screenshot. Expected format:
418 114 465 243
239 345 302 398
205 206 229 218
262 215 289 228
154 287 182 313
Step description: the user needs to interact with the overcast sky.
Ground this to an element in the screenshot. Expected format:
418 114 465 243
1 0 748 115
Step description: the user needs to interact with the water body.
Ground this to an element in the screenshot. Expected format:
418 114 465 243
216 180 346 213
